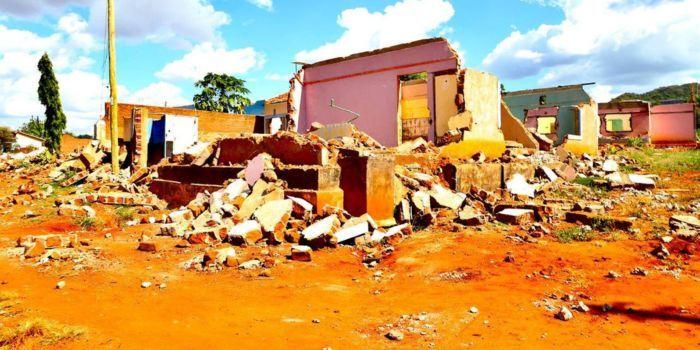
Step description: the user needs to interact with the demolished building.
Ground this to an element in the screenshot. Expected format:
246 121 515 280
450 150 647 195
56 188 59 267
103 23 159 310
288 37 524 158
598 100 697 147
503 84 600 155
95 103 258 168
598 100 651 141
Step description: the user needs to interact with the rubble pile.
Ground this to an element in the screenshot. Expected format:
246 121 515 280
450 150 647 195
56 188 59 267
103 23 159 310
153 177 410 272
1 127 696 276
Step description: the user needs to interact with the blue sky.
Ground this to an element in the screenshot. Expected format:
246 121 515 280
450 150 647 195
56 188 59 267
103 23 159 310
0 0 698 133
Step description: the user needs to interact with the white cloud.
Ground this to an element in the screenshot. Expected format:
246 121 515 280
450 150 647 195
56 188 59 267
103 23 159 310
1 0 231 49
295 0 455 63
246 0 273 11
264 73 285 81
156 42 265 81
87 0 230 48
484 0 700 100
126 82 190 107
0 0 93 18
0 14 106 134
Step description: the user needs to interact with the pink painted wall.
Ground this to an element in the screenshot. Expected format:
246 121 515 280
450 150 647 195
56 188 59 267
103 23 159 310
298 40 458 146
598 104 650 138
649 103 696 145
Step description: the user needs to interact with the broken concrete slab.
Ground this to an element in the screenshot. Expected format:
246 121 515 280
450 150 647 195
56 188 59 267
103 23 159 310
253 199 293 243
411 191 432 214
537 165 558 182
428 184 464 210
505 174 535 198
227 220 263 246
203 246 236 265
457 206 485 226
455 163 502 192
628 174 655 189
223 179 250 202
288 195 314 220
669 215 699 241
565 211 634 231
602 159 619 172
290 245 312 262
244 153 273 186
301 214 340 249
496 208 535 225
335 221 370 243
553 163 577 182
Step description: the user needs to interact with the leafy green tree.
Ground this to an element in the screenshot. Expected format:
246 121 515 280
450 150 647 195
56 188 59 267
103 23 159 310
37 53 66 153
20 115 46 139
0 127 15 152
193 73 251 113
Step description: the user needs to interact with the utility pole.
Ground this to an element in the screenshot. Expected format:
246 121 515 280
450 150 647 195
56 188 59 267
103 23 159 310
108 0 119 173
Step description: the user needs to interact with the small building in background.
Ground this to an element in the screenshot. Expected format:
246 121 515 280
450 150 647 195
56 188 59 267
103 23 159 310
648 102 697 147
262 92 289 134
503 83 600 155
598 100 651 142
14 131 45 150
598 100 697 147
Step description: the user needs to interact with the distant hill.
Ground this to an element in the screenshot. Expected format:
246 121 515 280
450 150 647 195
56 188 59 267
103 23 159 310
611 83 697 105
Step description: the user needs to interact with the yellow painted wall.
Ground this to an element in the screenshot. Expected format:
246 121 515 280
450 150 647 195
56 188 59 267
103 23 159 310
400 81 429 120
562 102 599 156
500 101 538 148
440 69 506 159
264 101 287 116
434 74 458 137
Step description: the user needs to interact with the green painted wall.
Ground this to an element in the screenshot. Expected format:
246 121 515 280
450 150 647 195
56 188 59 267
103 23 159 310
503 86 591 145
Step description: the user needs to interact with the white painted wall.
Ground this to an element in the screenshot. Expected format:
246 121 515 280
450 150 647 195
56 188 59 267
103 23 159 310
164 115 198 155
15 134 44 149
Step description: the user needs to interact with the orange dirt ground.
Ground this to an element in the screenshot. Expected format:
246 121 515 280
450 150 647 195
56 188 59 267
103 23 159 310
0 169 697 349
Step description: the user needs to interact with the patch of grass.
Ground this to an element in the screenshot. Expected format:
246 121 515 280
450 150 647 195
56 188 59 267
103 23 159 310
115 206 134 227
0 318 84 348
74 216 96 230
589 217 617 232
573 176 608 194
555 227 595 243
620 147 700 173
625 137 646 148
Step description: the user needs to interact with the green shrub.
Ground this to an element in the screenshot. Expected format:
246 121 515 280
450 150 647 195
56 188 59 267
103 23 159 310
115 206 134 227
555 227 595 243
74 216 96 230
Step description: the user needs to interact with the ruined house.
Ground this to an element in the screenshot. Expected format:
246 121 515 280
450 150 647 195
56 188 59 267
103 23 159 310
598 100 651 141
503 84 600 155
598 100 697 146
648 103 697 147
288 37 514 153
13 131 45 150
95 103 257 168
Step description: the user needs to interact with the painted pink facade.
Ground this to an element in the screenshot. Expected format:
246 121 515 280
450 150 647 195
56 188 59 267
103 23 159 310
598 101 651 139
649 103 697 146
297 38 459 146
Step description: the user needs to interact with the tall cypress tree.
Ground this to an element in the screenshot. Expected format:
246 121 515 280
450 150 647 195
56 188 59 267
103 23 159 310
37 53 66 153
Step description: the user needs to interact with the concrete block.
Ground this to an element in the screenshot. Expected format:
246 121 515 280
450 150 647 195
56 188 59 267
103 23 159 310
428 184 464 210
503 162 536 183
496 208 535 225
290 245 312 262
227 220 263 246
253 199 292 243
335 221 370 243
301 214 340 249
455 163 502 192
288 195 314 220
